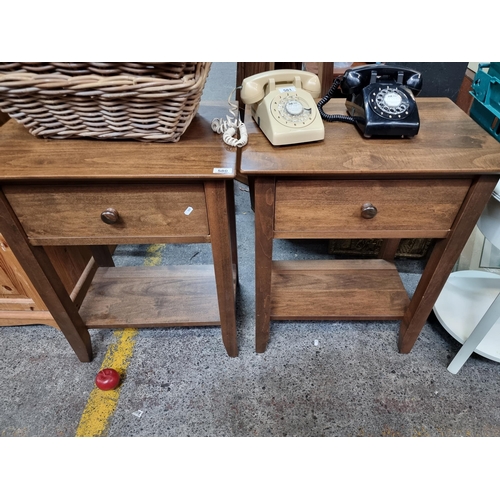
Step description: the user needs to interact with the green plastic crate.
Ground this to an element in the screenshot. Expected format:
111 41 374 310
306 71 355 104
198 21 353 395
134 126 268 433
470 62 500 142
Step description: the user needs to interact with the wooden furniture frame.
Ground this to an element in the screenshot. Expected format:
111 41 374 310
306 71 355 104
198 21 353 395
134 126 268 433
0 235 96 328
0 104 239 362
239 98 500 354
0 115 98 329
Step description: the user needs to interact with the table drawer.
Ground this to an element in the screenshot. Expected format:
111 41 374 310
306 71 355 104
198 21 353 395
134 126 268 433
274 179 471 238
3 183 210 245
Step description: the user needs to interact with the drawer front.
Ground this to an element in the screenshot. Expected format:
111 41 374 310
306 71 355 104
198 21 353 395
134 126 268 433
3 183 209 244
274 179 471 237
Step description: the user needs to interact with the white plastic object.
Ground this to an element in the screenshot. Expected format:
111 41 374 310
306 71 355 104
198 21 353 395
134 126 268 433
211 87 248 148
477 181 500 249
433 270 500 371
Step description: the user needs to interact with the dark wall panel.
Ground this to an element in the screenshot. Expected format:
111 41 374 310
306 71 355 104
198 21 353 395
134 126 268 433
390 62 468 102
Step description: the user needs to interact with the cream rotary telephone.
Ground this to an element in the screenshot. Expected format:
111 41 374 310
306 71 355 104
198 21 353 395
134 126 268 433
240 69 324 146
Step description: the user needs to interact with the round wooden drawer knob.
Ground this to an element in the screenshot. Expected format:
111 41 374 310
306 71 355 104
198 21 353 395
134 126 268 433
101 207 119 224
361 203 377 219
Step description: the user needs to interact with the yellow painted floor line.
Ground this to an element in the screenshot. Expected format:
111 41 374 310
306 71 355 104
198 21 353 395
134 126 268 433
76 244 165 437
75 327 139 437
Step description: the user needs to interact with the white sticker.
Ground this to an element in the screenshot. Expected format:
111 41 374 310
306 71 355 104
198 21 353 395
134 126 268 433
132 410 143 418
213 168 233 174
279 86 296 93
184 206 193 216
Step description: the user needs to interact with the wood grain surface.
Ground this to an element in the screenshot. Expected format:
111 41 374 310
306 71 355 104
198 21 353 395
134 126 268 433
240 98 500 176
79 265 220 328
0 104 237 181
3 183 210 245
274 178 471 238
271 260 409 320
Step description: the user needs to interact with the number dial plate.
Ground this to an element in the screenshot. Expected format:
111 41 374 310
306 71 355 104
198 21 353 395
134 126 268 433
369 86 411 120
271 93 316 128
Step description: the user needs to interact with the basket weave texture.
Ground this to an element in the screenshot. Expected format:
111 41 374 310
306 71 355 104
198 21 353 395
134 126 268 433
0 62 211 142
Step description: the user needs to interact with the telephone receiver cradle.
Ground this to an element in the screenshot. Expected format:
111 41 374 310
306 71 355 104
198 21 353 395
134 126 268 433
319 64 423 138
240 69 325 146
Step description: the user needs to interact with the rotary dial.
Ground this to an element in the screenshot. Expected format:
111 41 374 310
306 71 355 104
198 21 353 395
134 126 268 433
370 87 411 119
271 93 316 128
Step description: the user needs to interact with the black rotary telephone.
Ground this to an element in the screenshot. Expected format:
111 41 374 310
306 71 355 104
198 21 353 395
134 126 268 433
317 64 423 138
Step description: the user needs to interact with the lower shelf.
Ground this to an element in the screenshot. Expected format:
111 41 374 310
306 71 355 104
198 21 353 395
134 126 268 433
270 259 409 320
79 265 221 328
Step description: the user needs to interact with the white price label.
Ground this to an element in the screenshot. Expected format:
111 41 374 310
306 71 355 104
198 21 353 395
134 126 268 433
279 86 296 93
213 168 233 174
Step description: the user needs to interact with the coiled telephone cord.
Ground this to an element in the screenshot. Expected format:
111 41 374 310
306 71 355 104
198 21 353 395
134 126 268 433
317 77 356 124
211 87 248 147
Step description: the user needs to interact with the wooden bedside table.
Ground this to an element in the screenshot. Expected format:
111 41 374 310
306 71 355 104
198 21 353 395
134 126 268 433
239 98 500 354
0 104 239 361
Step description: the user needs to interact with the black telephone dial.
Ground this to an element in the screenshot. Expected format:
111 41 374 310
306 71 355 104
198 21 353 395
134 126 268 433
317 64 423 138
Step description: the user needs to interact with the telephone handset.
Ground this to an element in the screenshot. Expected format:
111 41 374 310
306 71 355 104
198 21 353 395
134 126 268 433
318 64 423 138
240 69 325 146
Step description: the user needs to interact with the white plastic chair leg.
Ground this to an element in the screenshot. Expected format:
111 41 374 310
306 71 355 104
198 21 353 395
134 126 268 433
448 291 500 374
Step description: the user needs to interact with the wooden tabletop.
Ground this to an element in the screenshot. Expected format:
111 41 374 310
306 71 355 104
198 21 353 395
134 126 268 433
239 98 500 177
0 103 237 182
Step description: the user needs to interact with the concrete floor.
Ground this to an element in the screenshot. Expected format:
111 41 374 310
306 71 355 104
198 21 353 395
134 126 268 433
2 63 500 438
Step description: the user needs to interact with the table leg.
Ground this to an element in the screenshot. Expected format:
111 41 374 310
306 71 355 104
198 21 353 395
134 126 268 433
378 239 400 261
399 175 498 354
254 177 275 353
0 191 93 362
205 180 238 357
90 246 115 267
226 180 239 285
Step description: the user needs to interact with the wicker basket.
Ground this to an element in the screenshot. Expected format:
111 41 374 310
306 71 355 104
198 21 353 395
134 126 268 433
0 62 211 142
